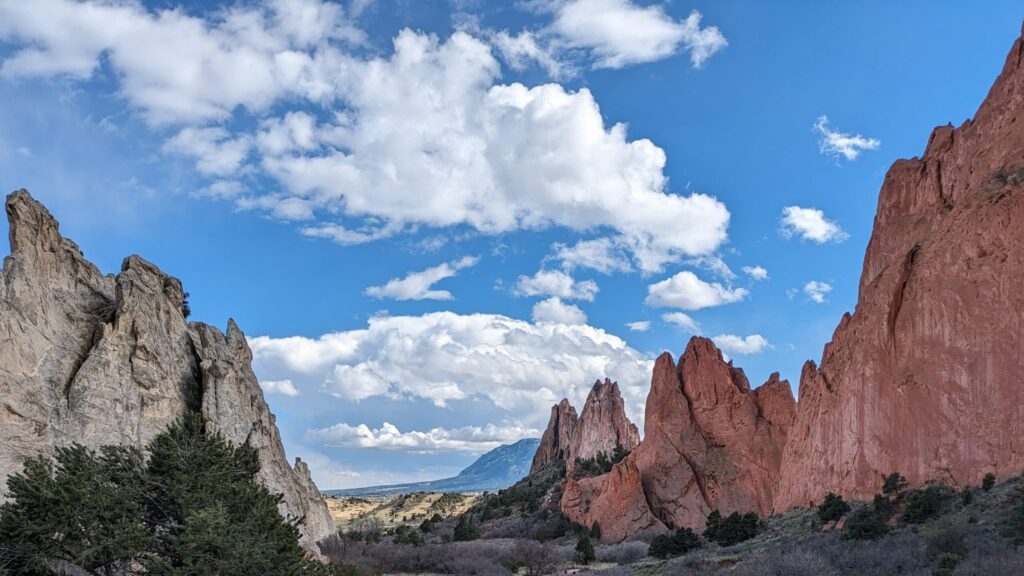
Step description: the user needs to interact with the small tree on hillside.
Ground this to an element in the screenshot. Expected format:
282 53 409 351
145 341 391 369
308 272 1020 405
982 473 997 491
575 533 596 565
453 515 479 541
649 527 701 559
883 472 908 496
817 492 851 522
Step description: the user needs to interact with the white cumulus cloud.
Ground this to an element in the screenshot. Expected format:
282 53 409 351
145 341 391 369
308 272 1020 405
813 115 880 161
260 379 300 397
248 311 653 427
780 206 848 244
712 334 770 354
0 2 731 273
306 422 539 454
645 271 748 310
742 265 769 281
552 238 632 274
541 0 727 69
365 256 479 301
532 297 587 324
804 280 833 304
514 269 598 301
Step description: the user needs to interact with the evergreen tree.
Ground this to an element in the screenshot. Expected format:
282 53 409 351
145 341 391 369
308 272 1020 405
574 533 595 565
648 528 701 559
703 509 723 542
143 415 314 576
882 472 908 496
817 492 851 522
453 515 479 541
0 414 334 576
0 444 150 576
843 506 889 540
589 522 601 540
982 472 997 491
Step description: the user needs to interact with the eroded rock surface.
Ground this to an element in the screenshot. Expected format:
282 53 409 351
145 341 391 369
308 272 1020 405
530 399 579 474
566 379 640 472
562 338 795 541
776 25 1024 510
0 190 333 547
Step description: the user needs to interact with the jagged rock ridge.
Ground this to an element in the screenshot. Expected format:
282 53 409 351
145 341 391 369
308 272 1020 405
0 190 334 547
775 23 1024 510
560 338 795 542
530 379 639 476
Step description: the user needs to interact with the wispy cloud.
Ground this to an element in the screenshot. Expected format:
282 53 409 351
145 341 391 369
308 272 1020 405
814 115 880 161
365 256 479 301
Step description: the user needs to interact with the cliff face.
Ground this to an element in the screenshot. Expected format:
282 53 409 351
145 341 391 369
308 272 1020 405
567 379 640 472
561 338 795 541
530 399 578 474
775 25 1024 511
530 379 640 476
0 190 334 547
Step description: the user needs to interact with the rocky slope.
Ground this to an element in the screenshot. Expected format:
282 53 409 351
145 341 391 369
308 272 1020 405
530 380 640 476
776 23 1024 511
560 338 796 542
0 190 334 547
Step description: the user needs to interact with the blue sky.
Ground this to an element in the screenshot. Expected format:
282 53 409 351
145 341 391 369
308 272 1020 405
0 0 1021 489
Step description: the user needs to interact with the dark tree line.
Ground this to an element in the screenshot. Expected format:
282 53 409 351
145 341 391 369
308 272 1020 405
0 414 344 576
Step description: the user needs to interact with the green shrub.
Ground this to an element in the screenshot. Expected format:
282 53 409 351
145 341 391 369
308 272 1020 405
982 473 997 491
589 522 601 540
902 486 947 524
453 515 480 541
575 533 596 565
703 510 760 547
873 494 895 520
883 472 908 496
844 506 890 540
649 527 701 559
817 492 851 522
572 445 631 478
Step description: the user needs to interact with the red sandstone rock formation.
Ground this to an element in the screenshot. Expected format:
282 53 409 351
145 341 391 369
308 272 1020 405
530 399 578 474
562 338 795 541
566 379 640 473
775 24 1024 511
531 379 639 475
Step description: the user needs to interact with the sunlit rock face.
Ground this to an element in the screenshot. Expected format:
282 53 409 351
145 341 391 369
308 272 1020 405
776 24 1024 511
530 377 642 477
566 379 641 475
561 338 795 542
0 190 334 548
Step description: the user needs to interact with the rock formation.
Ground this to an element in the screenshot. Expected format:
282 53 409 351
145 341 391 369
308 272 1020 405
775 23 1024 510
0 190 334 548
561 338 796 541
566 379 640 473
530 379 640 476
530 399 578 473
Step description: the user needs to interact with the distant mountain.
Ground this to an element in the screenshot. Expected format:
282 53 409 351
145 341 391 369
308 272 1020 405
326 438 540 497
